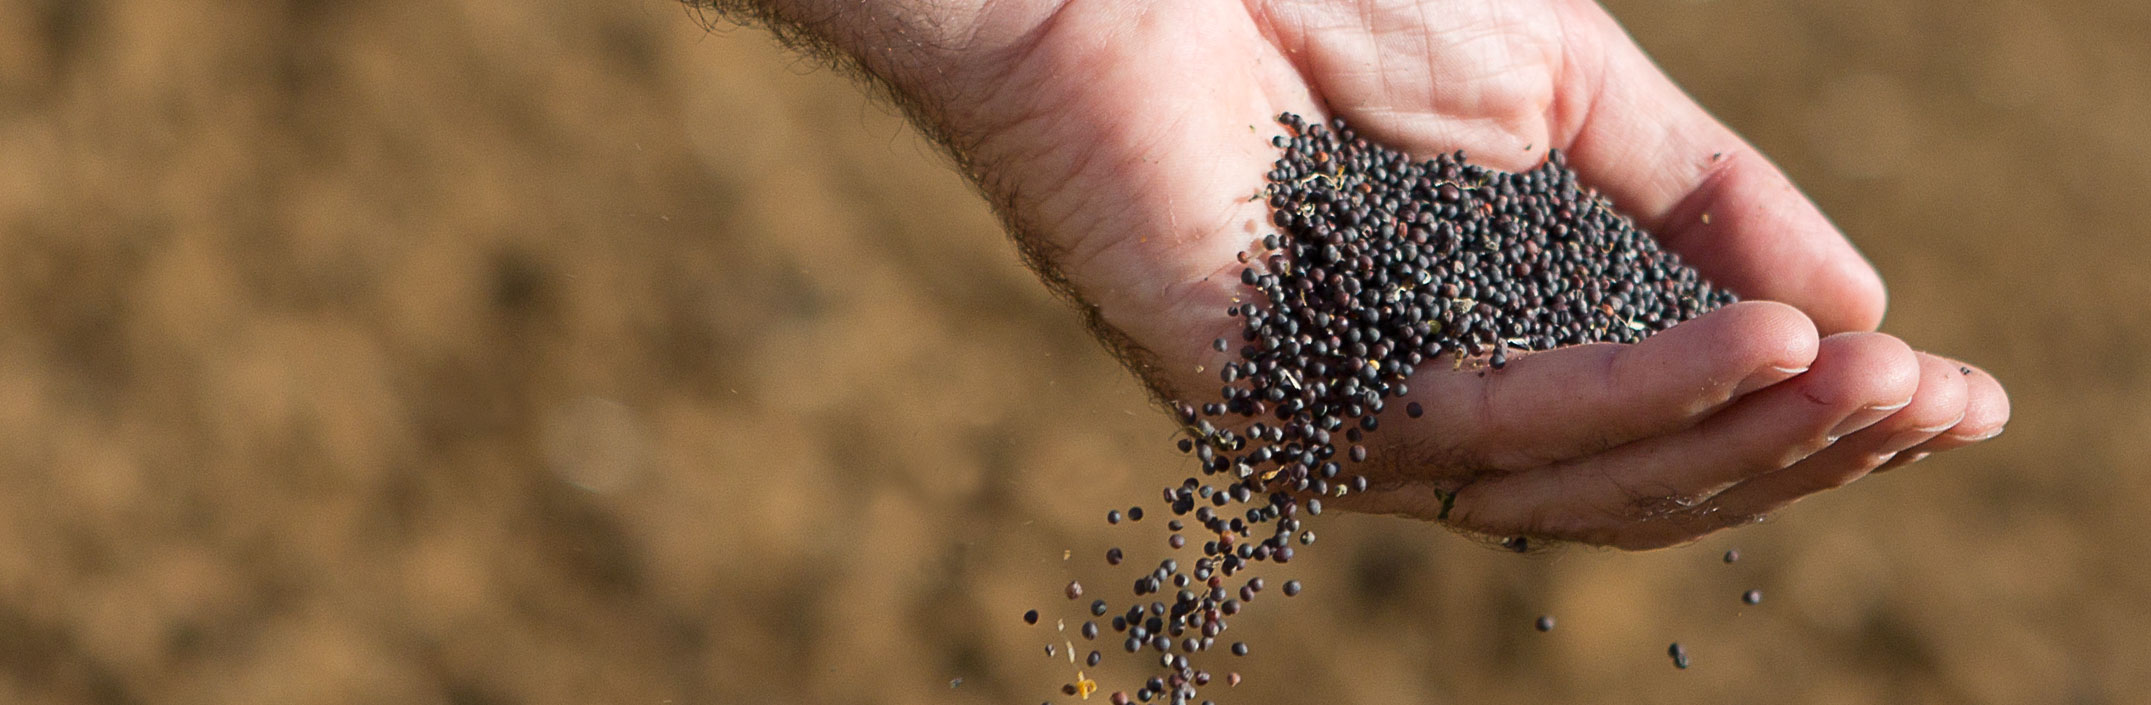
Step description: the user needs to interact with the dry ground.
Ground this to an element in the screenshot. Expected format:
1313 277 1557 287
0 0 2146 703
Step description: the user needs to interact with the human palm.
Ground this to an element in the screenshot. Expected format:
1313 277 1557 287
890 0 2008 548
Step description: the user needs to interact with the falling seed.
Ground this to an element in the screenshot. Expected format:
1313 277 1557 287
1743 589 1763 606
1024 610 1039 625
1066 581 1084 600
1668 642 1690 669
1231 642 1249 656
1723 549 1741 564
1108 510 1122 524
1047 112 1736 705
1535 615 1555 632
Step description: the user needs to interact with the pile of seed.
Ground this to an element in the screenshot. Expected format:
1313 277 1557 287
1028 113 1737 704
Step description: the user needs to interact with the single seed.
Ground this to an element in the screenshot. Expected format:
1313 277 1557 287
1109 509 1123 524
1668 642 1690 669
1282 580 1302 597
1024 610 1039 625
1742 589 1762 606
1231 642 1249 656
1066 581 1084 600
1723 549 1741 564
1535 615 1554 632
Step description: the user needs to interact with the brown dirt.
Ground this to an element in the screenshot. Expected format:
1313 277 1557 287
0 1 2144 704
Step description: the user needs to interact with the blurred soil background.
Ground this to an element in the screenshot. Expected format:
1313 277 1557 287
0 0 2145 703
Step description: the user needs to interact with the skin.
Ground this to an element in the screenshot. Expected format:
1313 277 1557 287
702 0 2010 549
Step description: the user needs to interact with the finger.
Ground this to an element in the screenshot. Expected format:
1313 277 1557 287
1548 1 1886 334
1674 351 1972 523
1875 360 2010 472
1442 332 1919 546
1383 300 1818 472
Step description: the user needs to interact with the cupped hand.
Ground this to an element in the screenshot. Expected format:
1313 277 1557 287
882 0 2008 548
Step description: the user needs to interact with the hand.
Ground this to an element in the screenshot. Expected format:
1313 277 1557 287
726 0 2011 548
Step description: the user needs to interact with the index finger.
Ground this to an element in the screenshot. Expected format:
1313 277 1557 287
1550 0 1887 334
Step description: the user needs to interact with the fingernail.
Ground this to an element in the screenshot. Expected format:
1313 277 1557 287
1828 399 1910 439
1959 425 2005 442
1878 415 1966 455
1734 365 1808 396
1892 451 1932 469
1878 431 1932 455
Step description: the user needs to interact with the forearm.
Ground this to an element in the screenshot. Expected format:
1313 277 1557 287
689 0 1056 141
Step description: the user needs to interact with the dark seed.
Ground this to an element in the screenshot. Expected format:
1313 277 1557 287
1024 610 1038 625
1723 549 1740 564
1097 112 1739 704
1535 615 1554 632
1109 509 1123 524
1668 642 1690 669
1067 581 1084 600
1742 589 1762 606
